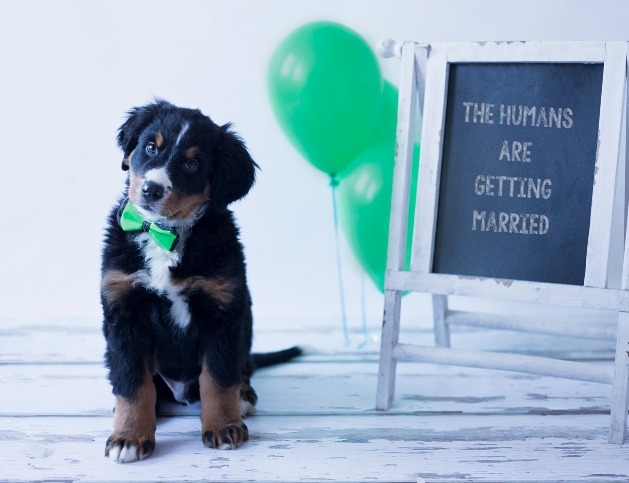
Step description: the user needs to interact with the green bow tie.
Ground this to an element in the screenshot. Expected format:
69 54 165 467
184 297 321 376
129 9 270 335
118 200 180 251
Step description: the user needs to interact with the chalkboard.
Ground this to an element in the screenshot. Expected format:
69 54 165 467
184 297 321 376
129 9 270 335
432 62 604 285
377 40 629 444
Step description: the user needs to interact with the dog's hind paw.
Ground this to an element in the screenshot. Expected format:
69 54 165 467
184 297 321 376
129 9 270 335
239 382 258 417
202 421 248 449
105 434 155 463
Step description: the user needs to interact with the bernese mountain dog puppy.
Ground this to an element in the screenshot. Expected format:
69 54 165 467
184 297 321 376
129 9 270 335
101 99 300 463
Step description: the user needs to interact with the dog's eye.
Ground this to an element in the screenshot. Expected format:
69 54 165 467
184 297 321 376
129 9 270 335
184 158 200 173
145 142 158 157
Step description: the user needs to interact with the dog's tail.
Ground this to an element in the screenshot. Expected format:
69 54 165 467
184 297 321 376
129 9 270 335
251 346 303 370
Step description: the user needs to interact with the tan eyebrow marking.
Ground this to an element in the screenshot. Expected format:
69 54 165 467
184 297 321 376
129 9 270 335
155 132 164 148
186 147 201 159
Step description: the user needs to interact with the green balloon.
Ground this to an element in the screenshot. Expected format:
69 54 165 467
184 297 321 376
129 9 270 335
370 81 399 144
268 22 383 176
338 143 420 292
338 81 419 291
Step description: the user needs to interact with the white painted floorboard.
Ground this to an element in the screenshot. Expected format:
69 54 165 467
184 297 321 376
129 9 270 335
0 315 627 482
1 414 628 482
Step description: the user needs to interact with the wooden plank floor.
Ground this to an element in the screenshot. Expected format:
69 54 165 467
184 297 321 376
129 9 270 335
1 314 628 482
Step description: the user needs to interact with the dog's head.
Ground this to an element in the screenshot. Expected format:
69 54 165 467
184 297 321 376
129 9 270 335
117 99 257 224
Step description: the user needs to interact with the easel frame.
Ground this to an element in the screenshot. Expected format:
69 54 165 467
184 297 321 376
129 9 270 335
376 40 629 443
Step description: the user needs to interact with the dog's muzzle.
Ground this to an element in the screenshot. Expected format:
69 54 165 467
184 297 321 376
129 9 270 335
142 180 165 202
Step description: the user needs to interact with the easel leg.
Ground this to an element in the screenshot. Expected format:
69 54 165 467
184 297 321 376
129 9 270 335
376 289 403 410
609 311 629 443
433 294 450 347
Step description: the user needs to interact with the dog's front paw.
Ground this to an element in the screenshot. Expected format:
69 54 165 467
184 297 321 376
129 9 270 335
105 434 155 463
202 421 248 449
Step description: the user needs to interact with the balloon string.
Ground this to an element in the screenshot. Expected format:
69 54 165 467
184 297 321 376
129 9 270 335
357 271 369 349
330 176 350 345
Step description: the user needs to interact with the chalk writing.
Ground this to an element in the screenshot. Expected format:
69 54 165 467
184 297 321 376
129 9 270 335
472 211 549 235
499 141 532 162
462 102 573 128
474 175 552 199
462 96 573 237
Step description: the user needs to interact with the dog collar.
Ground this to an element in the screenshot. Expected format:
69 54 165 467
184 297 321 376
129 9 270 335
117 199 180 251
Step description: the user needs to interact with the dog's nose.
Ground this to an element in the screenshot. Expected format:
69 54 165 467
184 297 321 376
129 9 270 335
142 181 165 201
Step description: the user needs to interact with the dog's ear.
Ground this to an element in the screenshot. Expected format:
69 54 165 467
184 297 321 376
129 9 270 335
117 100 170 171
211 124 258 210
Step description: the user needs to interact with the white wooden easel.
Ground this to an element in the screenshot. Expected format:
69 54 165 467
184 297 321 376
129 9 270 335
376 40 629 443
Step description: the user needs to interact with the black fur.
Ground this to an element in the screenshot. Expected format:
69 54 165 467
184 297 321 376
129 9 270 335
101 100 300 460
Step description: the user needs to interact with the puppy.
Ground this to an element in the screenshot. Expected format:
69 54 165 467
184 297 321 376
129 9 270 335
101 99 300 463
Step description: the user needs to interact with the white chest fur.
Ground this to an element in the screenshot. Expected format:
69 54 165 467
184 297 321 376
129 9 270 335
137 233 191 329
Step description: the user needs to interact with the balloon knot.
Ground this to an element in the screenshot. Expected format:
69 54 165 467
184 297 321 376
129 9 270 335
329 175 339 188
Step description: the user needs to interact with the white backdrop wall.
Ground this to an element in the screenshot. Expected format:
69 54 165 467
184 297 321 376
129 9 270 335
1 0 628 330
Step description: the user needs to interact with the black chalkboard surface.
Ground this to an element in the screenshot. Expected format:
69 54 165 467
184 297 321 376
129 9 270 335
432 62 604 285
